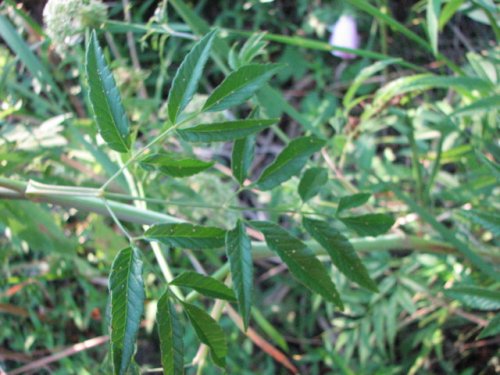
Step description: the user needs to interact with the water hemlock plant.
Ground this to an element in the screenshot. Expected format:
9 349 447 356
0 1 499 374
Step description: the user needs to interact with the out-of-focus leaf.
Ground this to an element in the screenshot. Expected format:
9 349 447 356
225 220 253 329
458 210 500 237
109 247 145 375
86 30 130 152
256 136 326 191
177 118 278 142
182 302 227 367
478 314 500 339
298 167 328 202
427 0 442 55
171 271 236 301
145 223 226 249
168 29 217 123
157 291 184 375
139 153 214 177
337 193 371 215
439 0 466 29
303 218 378 292
203 64 283 112
249 221 343 308
339 214 394 236
445 286 500 311
232 136 255 185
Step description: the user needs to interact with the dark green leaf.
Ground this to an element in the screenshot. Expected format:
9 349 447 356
303 218 378 292
232 136 255 185
177 118 277 142
145 223 226 249
444 286 500 311
478 314 500 339
182 302 227 367
337 193 371 215
256 136 326 191
203 64 284 112
249 221 343 309
225 220 253 329
109 247 145 375
167 29 217 123
171 271 236 301
86 30 130 153
298 167 328 202
139 153 214 177
157 291 184 375
340 214 394 236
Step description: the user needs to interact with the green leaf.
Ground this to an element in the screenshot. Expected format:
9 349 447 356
365 74 493 120
86 30 131 153
303 218 378 292
145 223 226 249
167 29 217 123
157 291 184 375
171 271 236 301
256 136 326 191
337 193 371 215
444 286 500 311
386 182 499 281
339 214 395 236
249 221 343 309
427 0 441 55
109 247 145 375
458 210 500 237
298 167 328 202
177 118 277 142
182 302 227 367
225 220 253 330
202 64 283 112
232 136 255 185
139 153 214 177
343 58 401 108
439 0 466 29
251 308 289 352
478 314 500 339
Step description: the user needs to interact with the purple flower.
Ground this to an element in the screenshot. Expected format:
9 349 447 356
329 15 360 59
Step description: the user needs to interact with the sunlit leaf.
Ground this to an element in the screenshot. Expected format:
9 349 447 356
203 64 284 112
86 30 130 153
167 29 217 123
427 0 441 55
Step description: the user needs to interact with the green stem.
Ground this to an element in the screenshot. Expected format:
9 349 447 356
2 177 498 262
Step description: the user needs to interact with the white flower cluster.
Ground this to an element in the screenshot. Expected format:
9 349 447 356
43 0 107 55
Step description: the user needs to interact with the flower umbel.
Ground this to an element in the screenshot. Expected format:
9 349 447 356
43 0 107 55
329 15 360 60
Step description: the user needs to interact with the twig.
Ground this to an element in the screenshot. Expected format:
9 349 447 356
7 336 109 375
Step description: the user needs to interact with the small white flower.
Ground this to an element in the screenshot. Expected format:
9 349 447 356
43 0 107 56
329 15 360 60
